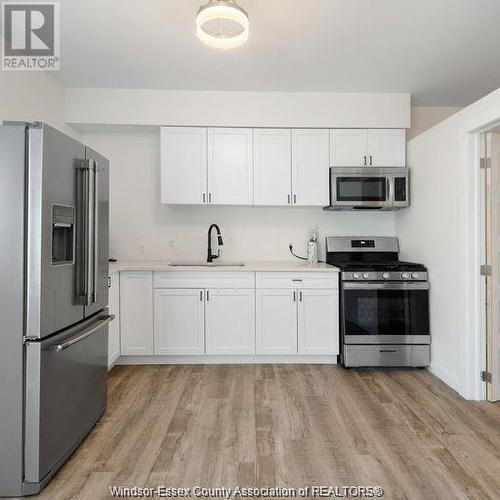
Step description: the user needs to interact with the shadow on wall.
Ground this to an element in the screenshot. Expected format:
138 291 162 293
408 106 463 141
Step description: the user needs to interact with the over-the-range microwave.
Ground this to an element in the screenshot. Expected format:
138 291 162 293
325 167 409 211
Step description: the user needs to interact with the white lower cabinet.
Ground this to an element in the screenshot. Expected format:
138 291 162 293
154 288 205 355
298 289 339 355
256 287 339 356
120 271 154 356
205 289 255 354
107 271 121 368
256 289 298 354
119 270 339 361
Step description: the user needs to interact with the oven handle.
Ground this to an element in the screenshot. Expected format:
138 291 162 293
343 282 430 290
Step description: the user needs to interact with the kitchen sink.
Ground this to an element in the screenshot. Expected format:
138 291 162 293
169 262 245 267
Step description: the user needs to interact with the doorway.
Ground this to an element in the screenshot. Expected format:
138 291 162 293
482 126 500 401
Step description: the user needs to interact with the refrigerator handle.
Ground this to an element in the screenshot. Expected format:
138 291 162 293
93 161 99 304
76 159 95 306
50 314 114 352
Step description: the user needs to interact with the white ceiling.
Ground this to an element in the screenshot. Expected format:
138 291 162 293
48 0 500 106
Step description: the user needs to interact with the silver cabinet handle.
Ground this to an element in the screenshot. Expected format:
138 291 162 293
293 291 296 302
292 278 303 282
293 194 297 204
200 290 203 301
369 155 373 166
50 315 114 352
299 291 303 301
206 290 210 301
209 193 212 203
202 193 206 203
287 194 290 204
363 155 367 166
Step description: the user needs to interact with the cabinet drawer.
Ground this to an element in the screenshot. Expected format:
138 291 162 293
154 271 255 289
256 272 338 289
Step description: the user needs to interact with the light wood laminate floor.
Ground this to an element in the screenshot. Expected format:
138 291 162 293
31 365 500 499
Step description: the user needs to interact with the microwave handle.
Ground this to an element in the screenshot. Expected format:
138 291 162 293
387 177 393 205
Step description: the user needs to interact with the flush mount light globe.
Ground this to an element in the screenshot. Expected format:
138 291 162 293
196 0 249 49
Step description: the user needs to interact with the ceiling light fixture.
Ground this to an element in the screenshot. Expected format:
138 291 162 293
196 0 249 49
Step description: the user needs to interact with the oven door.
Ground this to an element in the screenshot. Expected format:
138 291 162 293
341 282 430 344
330 168 390 209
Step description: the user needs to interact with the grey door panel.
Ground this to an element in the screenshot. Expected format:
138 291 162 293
27 124 86 339
84 147 109 318
24 313 109 483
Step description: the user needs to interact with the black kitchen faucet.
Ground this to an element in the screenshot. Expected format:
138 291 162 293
207 224 223 262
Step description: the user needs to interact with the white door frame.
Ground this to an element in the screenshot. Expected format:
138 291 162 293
466 121 500 400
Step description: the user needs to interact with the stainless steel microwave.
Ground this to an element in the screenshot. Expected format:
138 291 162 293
325 167 409 211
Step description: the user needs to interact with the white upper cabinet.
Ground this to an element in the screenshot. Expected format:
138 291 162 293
330 128 406 167
253 129 292 206
205 288 255 355
292 129 330 207
367 129 406 167
154 288 205 355
161 127 207 204
208 128 253 205
330 129 368 167
297 289 339 355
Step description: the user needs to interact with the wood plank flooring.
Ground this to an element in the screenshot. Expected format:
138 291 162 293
32 365 500 500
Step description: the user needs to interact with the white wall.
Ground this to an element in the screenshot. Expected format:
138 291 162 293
0 70 78 138
82 131 395 263
408 106 463 140
68 89 410 129
396 87 500 400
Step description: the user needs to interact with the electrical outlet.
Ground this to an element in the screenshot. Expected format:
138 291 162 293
168 240 176 250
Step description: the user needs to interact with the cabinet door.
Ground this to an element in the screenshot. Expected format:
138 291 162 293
107 271 120 367
298 289 339 355
253 129 292 206
205 289 255 354
208 128 253 205
120 271 153 356
329 129 368 167
256 289 297 354
154 289 205 355
161 127 207 204
367 129 406 167
292 129 329 206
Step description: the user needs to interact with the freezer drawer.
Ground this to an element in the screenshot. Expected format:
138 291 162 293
24 312 112 484
343 344 430 367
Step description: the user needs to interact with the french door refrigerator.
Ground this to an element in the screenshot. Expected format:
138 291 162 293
0 122 112 496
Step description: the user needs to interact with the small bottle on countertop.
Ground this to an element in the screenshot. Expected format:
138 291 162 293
307 226 319 265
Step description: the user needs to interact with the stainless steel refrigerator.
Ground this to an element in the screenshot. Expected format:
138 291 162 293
0 122 112 497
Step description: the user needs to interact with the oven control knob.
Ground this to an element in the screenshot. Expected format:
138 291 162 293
362 273 370 279
382 272 390 280
401 273 410 280
353 273 361 280
411 272 419 280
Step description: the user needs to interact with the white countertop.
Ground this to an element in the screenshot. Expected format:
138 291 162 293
109 260 340 273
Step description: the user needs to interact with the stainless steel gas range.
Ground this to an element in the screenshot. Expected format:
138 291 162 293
326 236 430 368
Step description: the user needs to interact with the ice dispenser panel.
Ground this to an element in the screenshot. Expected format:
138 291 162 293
52 204 75 265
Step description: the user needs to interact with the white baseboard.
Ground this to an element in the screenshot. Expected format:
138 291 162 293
428 363 463 396
116 354 339 365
